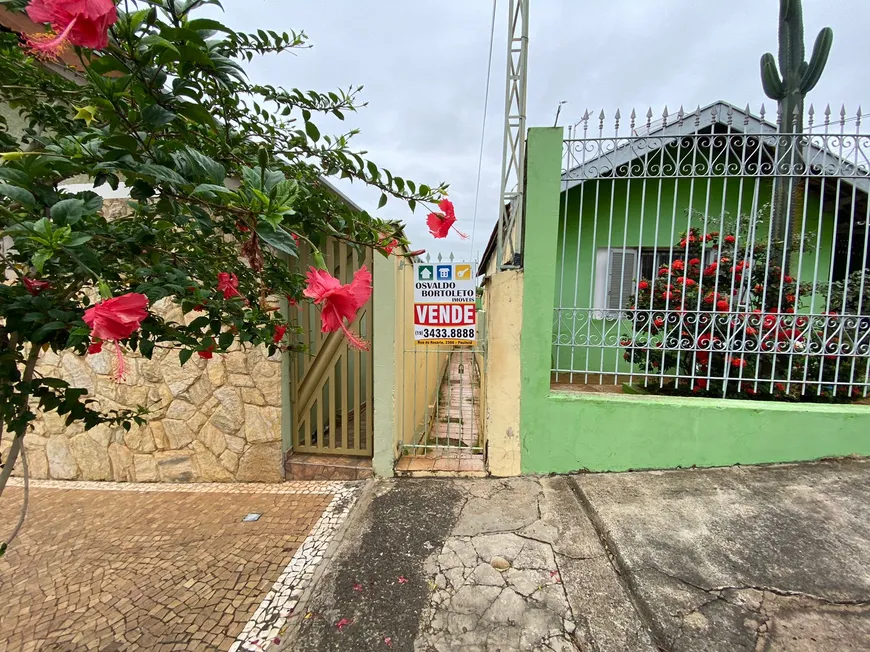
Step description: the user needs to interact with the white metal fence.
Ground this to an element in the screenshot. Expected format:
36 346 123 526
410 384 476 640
553 103 870 401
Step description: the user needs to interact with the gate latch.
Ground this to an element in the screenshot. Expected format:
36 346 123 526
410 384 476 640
458 363 464 375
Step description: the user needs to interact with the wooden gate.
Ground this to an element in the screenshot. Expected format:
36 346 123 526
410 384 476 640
291 239 374 456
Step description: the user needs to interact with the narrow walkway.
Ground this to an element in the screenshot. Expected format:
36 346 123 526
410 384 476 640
396 349 484 475
430 350 481 450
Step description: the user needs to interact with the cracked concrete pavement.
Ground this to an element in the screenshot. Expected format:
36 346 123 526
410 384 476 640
289 459 870 651
290 476 653 651
573 458 870 651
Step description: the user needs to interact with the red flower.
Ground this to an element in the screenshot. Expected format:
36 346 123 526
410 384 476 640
662 291 674 301
637 281 649 291
688 258 701 266
753 284 763 294
775 382 787 392
784 307 795 314
658 267 670 277
83 293 149 381
785 294 796 304
731 357 747 368
198 346 214 359
236 221 251 233
716 300 729 311
22 277 51 295
784 275 793 283
83 293 148 342
724 235 736 244
693 378 708 392
654 317 664 328
217 272 242 299
671 260 685 272
273 324 287 344
303 266 373 350
705 234 713 242
336 618 353 631
87 340 102 354
426 199 467 239
703 264 718 277
25 0 118 59
746 326 758 336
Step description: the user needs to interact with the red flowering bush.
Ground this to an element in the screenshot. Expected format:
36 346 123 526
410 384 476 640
622 227 869 402
0 0 447 524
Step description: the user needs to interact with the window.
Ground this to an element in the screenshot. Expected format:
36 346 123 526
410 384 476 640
593 246 699 318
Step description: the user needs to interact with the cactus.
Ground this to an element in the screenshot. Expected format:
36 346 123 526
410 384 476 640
760 0 833 267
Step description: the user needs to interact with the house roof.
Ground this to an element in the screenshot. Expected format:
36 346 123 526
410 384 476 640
478 100 869 276
562 100 869 196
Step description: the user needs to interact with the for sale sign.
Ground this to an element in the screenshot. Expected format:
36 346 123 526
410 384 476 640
413 262 477 345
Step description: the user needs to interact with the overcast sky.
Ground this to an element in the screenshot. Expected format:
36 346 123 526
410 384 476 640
213 0 870 261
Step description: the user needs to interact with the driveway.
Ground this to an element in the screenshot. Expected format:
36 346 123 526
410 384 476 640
0 479 359 652
288 459 870 651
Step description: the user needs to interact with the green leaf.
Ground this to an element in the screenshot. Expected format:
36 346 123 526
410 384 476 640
140 34 180 54
305 121 320 142
192 183 234 198
187 18 234 34
378 193 388 209
176 102 215 127
256 223 299 257
142 104 177 128
50 199 85 225
31 250 51 273
0 183 35 208
65 233 92 247
179 349 193 366
103 134 139 152
138 164 188 187
218 331 234 349
32 321 66 342
181 147 225 184
130 180 155 201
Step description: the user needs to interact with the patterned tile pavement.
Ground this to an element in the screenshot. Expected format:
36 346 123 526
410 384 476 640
0 479 359 651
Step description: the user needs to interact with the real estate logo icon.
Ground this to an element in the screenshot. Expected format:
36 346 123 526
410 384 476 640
418 265 434 281
455 264 472 280
436 265 453 281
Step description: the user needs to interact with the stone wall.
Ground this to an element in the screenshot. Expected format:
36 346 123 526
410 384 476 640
8 305 284 483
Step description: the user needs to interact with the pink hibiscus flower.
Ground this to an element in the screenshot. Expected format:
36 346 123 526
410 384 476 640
303 266 372 350
25 0 118 59
426 199 467 240
83 293 149 380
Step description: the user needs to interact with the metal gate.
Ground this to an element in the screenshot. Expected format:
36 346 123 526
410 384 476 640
398 254 485 459
291 239 373 456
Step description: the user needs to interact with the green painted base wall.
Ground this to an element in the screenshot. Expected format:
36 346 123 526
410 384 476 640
521 127 870 475
521 391 870 474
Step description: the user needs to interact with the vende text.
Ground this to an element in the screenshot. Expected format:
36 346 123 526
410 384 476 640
414 304 476 326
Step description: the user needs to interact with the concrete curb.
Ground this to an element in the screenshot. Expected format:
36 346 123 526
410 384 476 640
566 475 665 650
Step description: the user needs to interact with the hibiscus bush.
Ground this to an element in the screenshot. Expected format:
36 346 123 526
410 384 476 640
0 0 452 507
621 227 870 402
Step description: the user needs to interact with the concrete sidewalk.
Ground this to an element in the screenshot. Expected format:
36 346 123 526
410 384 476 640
288 459 870 651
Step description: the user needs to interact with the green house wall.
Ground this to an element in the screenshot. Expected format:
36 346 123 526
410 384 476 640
553 171 836 378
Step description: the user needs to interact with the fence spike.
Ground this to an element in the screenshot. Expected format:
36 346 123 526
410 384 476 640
437 252 443 262
726 104 734 125
857 106 863 129
646 107 654 129
614 108 621 131
759 103 766 122
449 252 455 262
677 105 685 124
629 108 637 130
839 104 847 125
694 105 701 126
744 104 751 125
